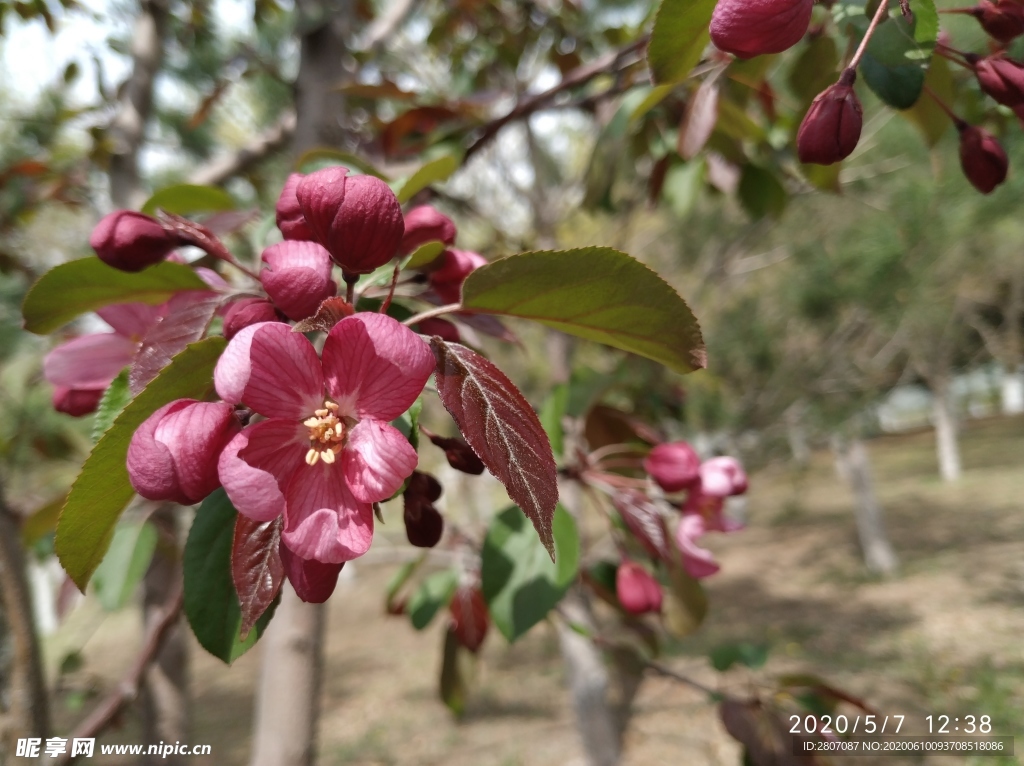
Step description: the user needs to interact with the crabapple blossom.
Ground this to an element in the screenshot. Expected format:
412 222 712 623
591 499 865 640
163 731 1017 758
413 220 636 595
710 0 813 59
958 125 1008 194
400 205 457 255
275 173 314 241
215 314 434 563
259 240 337 321
616 560 663 614
973 55 1024 107
279 543 345 603
699 456 749 498
797 71 863 166
429 248 488 305
675 514 720 578
644 441 701 493
90 210 179 272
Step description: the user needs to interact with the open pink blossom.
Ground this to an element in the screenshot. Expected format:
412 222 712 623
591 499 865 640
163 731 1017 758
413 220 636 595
259 240 337 321
699 456 748 497
616 560 663 614
644 441 701 493
429 248 488 304
215 314 434 564
675 514 720 578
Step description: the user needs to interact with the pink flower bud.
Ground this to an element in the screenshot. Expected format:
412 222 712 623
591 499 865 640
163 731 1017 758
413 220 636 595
90 210 179 272
296 166 404 275
417 317 461 343
52 385 104 417
710 0 814 58
275 173 314 241
279 543 344 603
449 586 489 653
699 456 749 498
401 205 457 255
958 124 1009 194
974 55 1024 106
616 560 663 615
403 471 444 548
797 71 863 166
644 441 701 493
222 297 284 340
127 399 240 504
259 240 338 321
429 248 488 304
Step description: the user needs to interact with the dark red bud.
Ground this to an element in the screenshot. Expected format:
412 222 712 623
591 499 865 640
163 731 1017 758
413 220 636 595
449 586 489 653
275 173 314 241
403 471 444 548
52 385 104 417
615 560 663 615
222 297 285 339
296 166 405 275
429 248 488 304
417 317 461 343
974 56 1024 106
797 71 863 166
958 124 1009 194
644 441 701 493
972 0 1024 41
90 210 179 272
710 0 814 58
427 433 485 475
279 543 344 603
400 205 457 255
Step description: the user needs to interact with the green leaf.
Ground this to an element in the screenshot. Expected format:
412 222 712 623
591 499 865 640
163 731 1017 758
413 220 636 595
394 153 461 203
439 626 469 717
405 241 446 270
92 520 157 611
55 337 226 591
91 369 132 443
539 383 569 460
900 53 952 147
460 248 706 375
738 165 787 220
385 553 426 614
391 396 423 451
629 84 675 125
709 642 771 672
22 259 210 335
408 569 459 630
140 184 237 217
184 489 277 663
648 0 718 85
663 160 706 218
662 560 708 638
788 36 841 107
481 505 579 642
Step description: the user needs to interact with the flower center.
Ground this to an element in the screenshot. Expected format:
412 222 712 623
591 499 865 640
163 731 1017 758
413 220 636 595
303 401 347 466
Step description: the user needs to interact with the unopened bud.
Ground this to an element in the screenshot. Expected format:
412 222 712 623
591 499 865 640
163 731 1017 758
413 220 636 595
710 0 814 58
52 385 104 417
971 0 1024 42
974 55 1024 106
222 297 285 339
259 240 338 321
429 248 488 305
275 173 314 241
644 441 701 493
401 205 457 255
403 471 444 548
90 210 179 272
428 433 485 475
797 70 863 166
616 560 663 615
958 124 1009 194
417 317 461 343
449 586 489 653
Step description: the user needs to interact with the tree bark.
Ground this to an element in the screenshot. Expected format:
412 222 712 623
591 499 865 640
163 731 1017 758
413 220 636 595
931 378 961 482
833 437 898 576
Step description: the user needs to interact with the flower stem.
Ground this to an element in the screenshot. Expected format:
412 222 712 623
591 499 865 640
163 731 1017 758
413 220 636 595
923 83 966 129
849 0 893 71
402 303 462 326
343 271 359 305
379 262 401 314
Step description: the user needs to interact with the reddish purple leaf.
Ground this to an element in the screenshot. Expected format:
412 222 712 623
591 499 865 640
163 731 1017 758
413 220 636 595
129 291 222 394
679 78 719 160
449 585 489 653
430 339 557 556
231 515 285 639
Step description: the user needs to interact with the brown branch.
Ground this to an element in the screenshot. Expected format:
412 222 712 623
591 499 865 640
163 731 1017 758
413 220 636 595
55 584 184 766
463 36 650 161
189 111 297 187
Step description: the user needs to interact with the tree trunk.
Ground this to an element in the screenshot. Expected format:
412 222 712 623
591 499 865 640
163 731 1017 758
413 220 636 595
833 437 898 576
999 365 1024 415
931 379 961 482
785 402 810 468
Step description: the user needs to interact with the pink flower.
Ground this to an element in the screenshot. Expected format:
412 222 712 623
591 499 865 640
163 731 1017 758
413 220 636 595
296 166 405 275
644 441 701 493
279 543 344 603
215 314 434 563
683 489 744 533
259 241 337 321
275 173 314 241
127 399 241 504
429 248 488 304
616 560 663 614
675 515 720 578
401 205 457 255
90 210 180 272
699 456 748 498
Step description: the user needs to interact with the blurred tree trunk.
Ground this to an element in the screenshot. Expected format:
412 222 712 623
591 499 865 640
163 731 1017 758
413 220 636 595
931 376 962 483
0 486 50 752
785 401 810 468
249 4 352 765
999 365 1024 415
832 436 898 576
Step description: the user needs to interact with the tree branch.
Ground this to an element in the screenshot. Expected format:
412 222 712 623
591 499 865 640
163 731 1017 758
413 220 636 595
189 111 297 187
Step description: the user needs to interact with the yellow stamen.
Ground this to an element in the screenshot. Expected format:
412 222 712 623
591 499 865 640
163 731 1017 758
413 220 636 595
305 448 320 466
321 448 336 465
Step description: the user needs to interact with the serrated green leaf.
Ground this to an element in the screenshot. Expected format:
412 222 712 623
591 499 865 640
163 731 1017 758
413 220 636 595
91 369 131 443
481 505 579 642
92 520 157 611
460 248 705 375
183 488 276 663
408 569 459 630
648 0 717 85
405 241 445 270
140 184 236 217
22 259 209 335
55 337 226 591
394 153 461 203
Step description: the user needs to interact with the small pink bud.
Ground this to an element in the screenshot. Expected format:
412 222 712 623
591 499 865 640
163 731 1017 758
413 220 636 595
90 210 178 272
417 317 461 343
644 441 701 493
275 173 314 241
222 297 284 340
52 385 104 417
449 586 489 653
797 70 863 166
974 55 1024 106
710 0 814 58
127 399 240 504
429 248 488 304
958 124 1009 194
296 166 405 275
279 543 344 603
403 471 444 548
616 560 663 615
401 205 457 255
259 240 338 321
699 456 749 498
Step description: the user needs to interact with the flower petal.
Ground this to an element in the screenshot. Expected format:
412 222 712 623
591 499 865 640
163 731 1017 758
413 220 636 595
281 464 374 563
214 322 268 405
260 240 337 321
343 420 418 503
97 302 166 339
44 333 138 389
322 313 433 421
675 515 720 578
127 400 192 504
150 400 239 503
219 419 306 522
279 543 344 603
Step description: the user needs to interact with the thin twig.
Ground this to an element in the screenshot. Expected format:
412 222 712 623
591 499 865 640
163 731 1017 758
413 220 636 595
849 0 893 70
402 303 462 326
